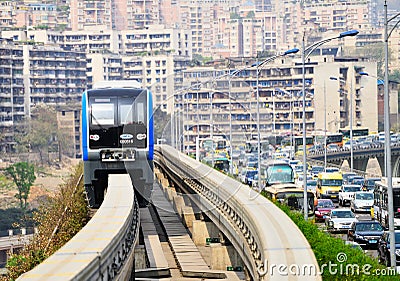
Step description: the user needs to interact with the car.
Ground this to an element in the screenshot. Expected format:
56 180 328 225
325 167 340 173
342 172 357 185
296 174 313 187
325 208 358 233
343 140 359 150
311 165 324 178
352 178 365 187
314 199 335 222
348 175 364 185
363 177 380 191
377 230 400 266
347 221 384 248
338 184 362 206
350 191 374 213
244 170 258 186
306 179 318 195
326 143 340 152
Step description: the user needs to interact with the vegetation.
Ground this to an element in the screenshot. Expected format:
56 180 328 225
1 163 89 281
277 203 398 280
153 107 170 142
5 162 36 210
0 208 35 233
14 104 74 164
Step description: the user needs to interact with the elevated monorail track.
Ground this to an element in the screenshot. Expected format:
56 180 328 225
17 173 139 281
154 145 321 280
16 144 321 280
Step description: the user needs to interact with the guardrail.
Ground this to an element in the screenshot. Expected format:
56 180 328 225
155 145 321 280
17 173 139 281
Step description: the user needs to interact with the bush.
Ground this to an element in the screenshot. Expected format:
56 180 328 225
277 203 398 280
1 163 89 281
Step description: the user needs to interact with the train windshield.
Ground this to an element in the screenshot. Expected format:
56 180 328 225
91 102 115 125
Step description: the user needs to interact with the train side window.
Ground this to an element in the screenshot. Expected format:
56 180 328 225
137 102 145 124
120 104 133 124
91 103 114 125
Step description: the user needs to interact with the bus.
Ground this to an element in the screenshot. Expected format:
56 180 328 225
245 138 270 154
263 184 315 217
339 127 369 139
373 178 400 229
314 132 344 147
281 135 314 152
316 172 343 201
260 159 295 187
202 156 230 173
201 136 230 157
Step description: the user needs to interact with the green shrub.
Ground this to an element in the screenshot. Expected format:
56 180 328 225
277 203 398 280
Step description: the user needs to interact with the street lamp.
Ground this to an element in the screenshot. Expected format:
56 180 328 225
275 87 294 158
252 48 299 190
329 76 353 172
301 29 359 220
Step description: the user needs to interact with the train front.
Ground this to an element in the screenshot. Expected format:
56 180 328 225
82 85 154 208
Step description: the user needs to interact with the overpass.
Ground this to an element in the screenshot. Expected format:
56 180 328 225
308 143 400 176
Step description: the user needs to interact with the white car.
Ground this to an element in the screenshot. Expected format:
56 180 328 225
325 208 358 232
350 191 374 213
338 184 362 206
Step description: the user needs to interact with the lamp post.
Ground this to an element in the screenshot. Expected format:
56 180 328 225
252 48 299 190
383 2 398 266
329 76 353 172
324 81 327 170
301 29 359 220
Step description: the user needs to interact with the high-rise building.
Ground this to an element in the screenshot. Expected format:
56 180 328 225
69 0 160 31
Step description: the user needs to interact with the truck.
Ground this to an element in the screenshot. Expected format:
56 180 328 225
317 172 343 202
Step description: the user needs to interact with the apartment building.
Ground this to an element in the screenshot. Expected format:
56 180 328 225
0 41 86 154
2 25 193 112
69 0 159 31
56 108 81 158
176 56 379 148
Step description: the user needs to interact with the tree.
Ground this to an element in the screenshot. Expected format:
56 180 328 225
16 104 58 164
5 162 36 210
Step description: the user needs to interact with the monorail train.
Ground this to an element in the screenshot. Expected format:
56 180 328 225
82 80 154 208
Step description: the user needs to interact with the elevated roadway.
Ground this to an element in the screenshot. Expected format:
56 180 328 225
308 143 400 175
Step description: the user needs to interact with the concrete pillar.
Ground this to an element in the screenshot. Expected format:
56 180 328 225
134 245 147 270
377 155 385 176
173 195 185 217
21 228 26 235
353 158 369 173
8 229 12 236
192 220 219 246
167 188 176 202
155 171 163 181
392 155 400 177
182 206 196 228
161 178 169 189
210 244 242 271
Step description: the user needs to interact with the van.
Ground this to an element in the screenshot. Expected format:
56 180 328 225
317 172 343 202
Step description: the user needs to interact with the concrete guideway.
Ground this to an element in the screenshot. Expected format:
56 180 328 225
139 179 243 280
16 174 139 281
154 145 321 281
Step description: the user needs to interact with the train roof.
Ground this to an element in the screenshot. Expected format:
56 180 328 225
93 80 142 89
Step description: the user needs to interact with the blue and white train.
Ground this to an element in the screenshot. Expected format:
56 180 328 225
82 80 154 208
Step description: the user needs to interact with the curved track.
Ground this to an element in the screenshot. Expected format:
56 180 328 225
155 145 321 280
17 174 139 281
